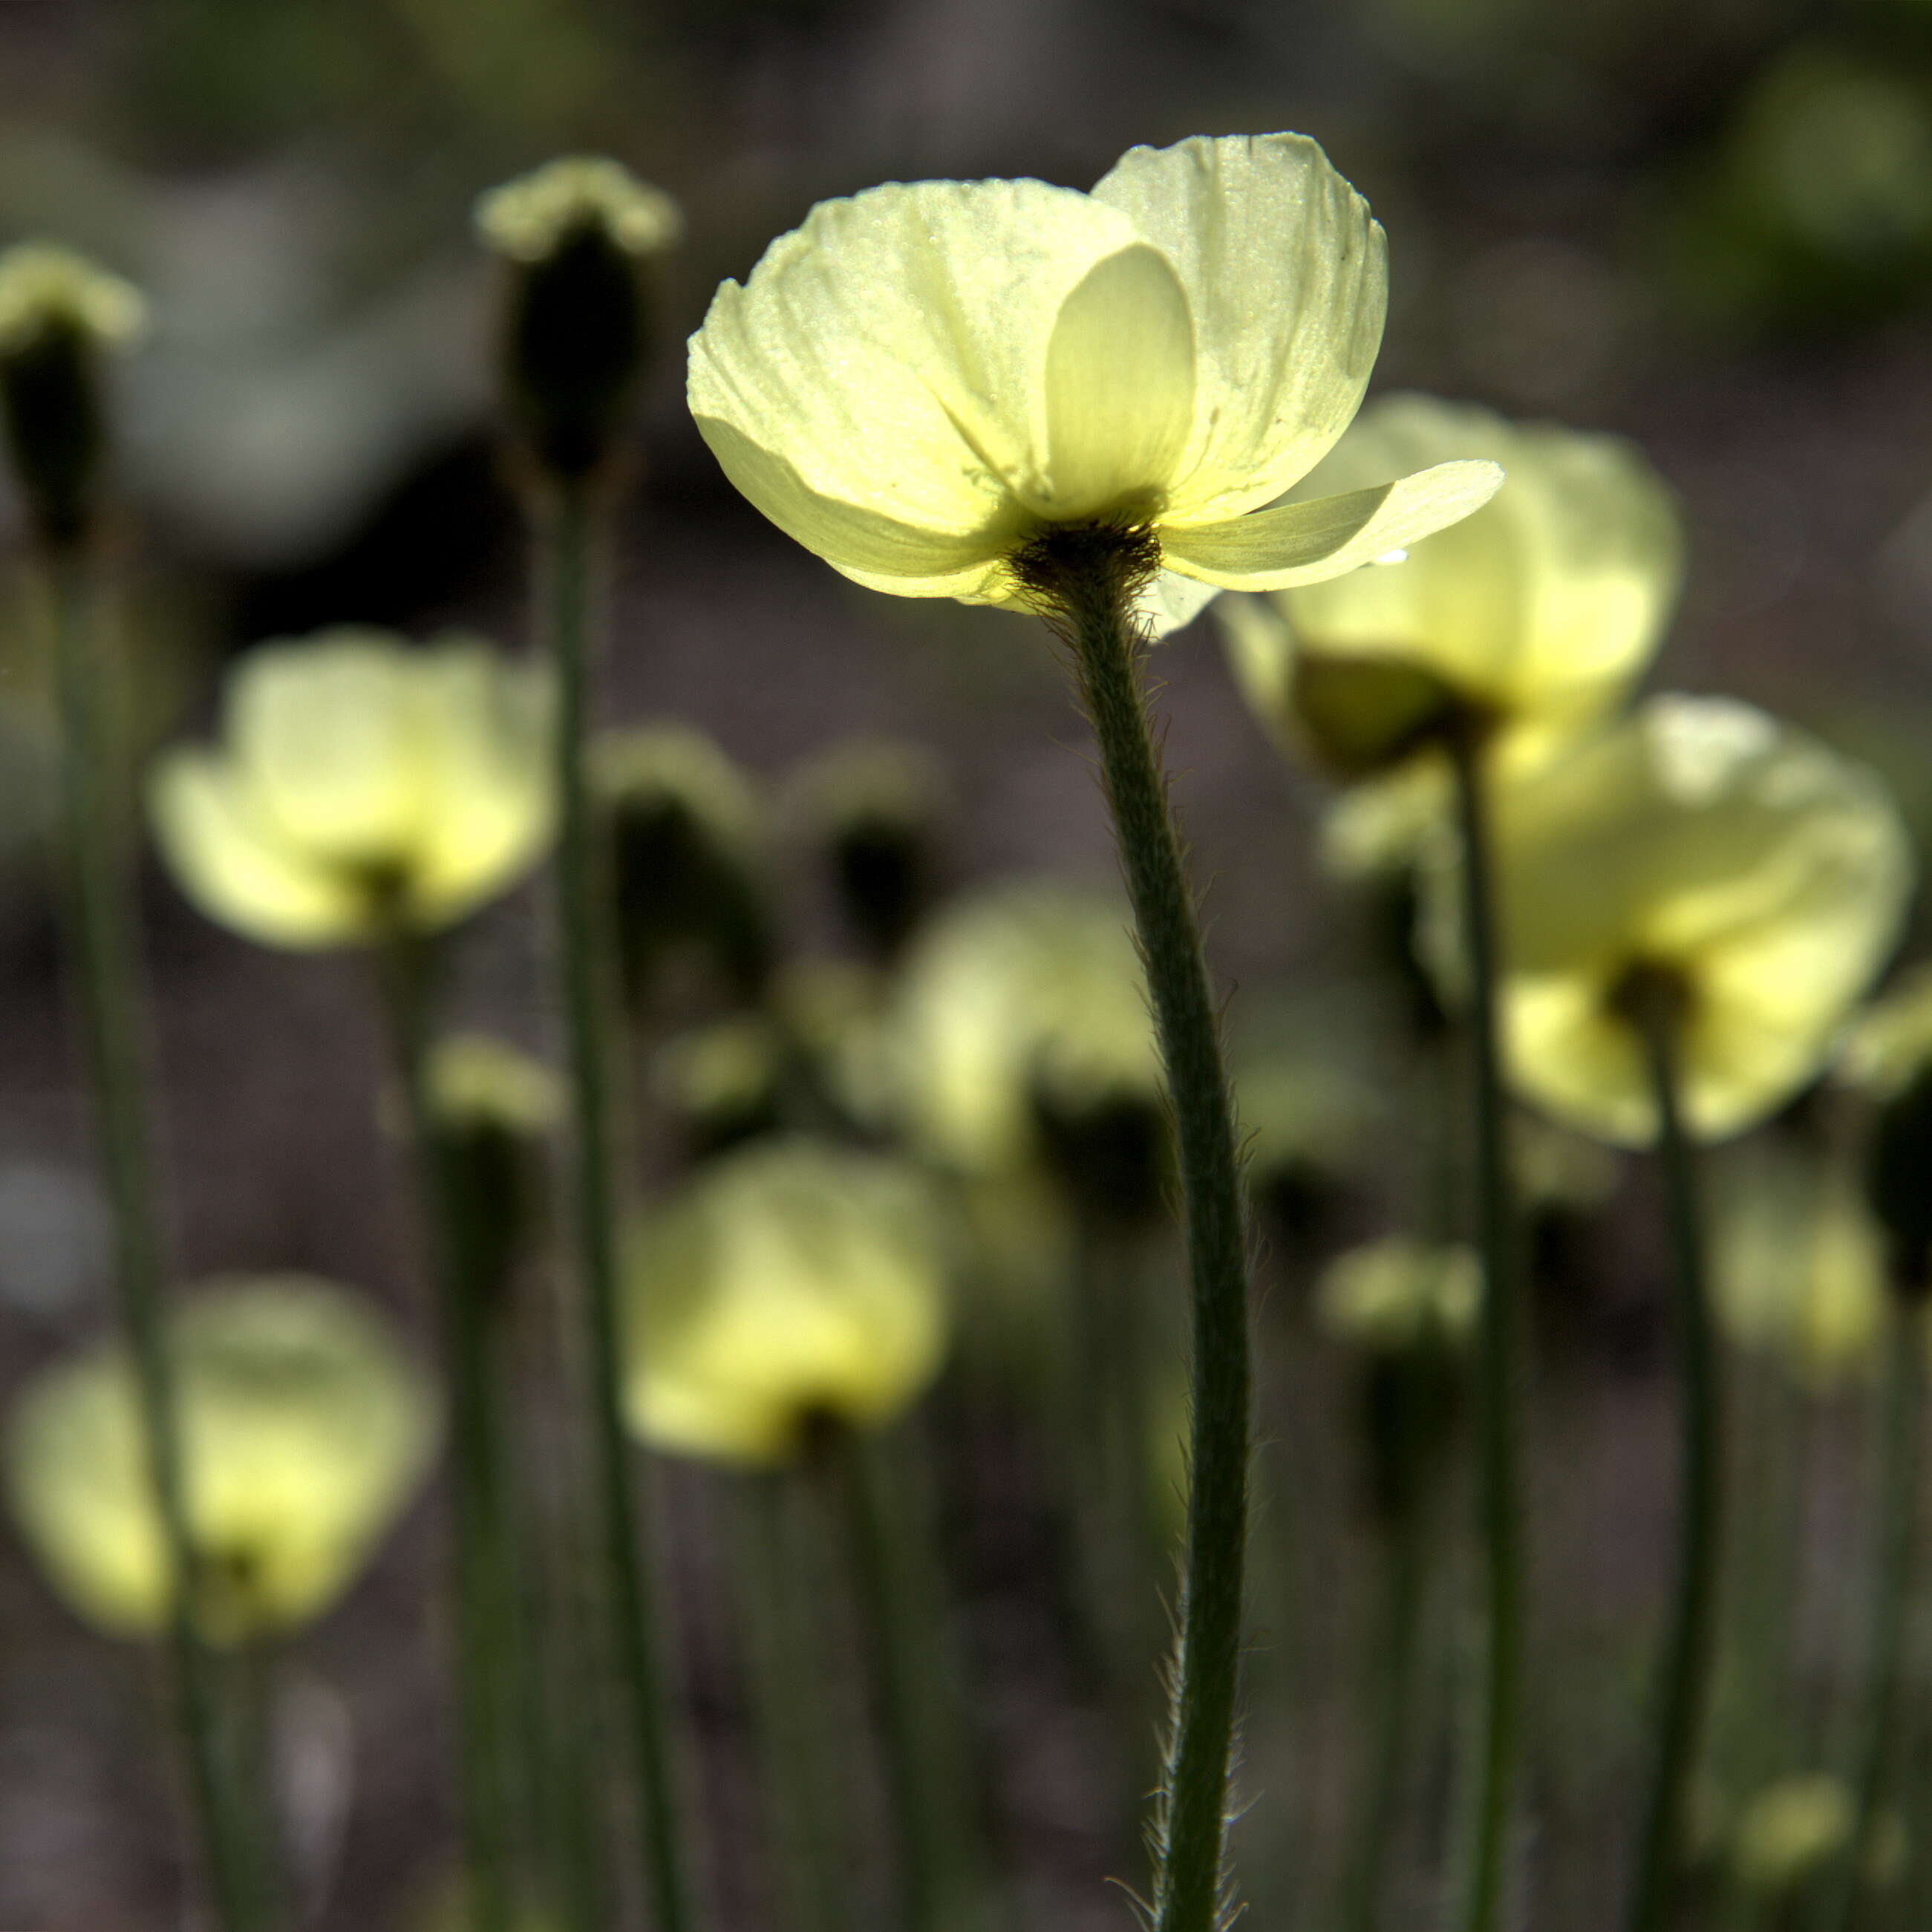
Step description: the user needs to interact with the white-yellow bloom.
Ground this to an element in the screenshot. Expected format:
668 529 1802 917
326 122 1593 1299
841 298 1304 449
150 629 553 949
622 1138 950 1465
1712 1150 1885 1387
889 879 1158 1173
1425 696 1913 1144
1314 1236 1481 1352
7 1277 439 1642
688 134 1500 621
1223 394 1681 779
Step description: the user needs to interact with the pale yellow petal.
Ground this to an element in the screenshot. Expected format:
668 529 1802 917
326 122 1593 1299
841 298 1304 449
1160 460 1502 590
1136 569 1223 639
693 416 1015 595
149 749 374 950
226 633 424 864
1281 394 1682 734
1040 243 1195 521
686 177 1144 550
1092 133 1387 521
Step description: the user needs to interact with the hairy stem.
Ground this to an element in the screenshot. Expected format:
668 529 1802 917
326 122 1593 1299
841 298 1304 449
535 477 691 1932
1446 722 1525 1932
1625 999 1722 1932
50 545 272 1932
1023 528 1253 1932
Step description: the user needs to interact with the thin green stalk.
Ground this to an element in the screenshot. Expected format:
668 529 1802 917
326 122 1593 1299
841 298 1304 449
737 1474 846 1932
1821 1294 1925 1932
49 546 271 1932
1625 995 1723 1932
535 475 691 1932
1025 529 1253 1932
1344 1468 1433 1932
830 1426 995 1932
373 928 518 1932
1445 722 1525 1932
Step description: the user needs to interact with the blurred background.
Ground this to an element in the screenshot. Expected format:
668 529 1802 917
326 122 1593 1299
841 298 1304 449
5 0 1932 1928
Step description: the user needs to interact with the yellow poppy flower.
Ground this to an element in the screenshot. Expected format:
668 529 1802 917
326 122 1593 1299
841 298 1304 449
0 243 146 355
622 1138 950 1466
1314 1237 1481 1353
1222 393 1682 780
474 156 683 264
687 134 1500 621
1424 696 1913 1144
6 1276 439 1642
150 629 553 949
888 879 1158 1175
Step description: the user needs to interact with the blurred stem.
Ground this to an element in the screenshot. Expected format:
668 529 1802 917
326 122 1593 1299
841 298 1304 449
1445 719 1524 1932
737 1474 846 1932
1044 541 1252 1932
1625 993 1723 1932
829 1426 995 1932
535 474 691 1932
373 927 518 1932
1821 1294 1925 1932
49 544 272 1932
1343 1467 1432 1932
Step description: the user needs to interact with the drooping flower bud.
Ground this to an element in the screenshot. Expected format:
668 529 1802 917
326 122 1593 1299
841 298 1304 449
0 244 146 550
476 156 682 480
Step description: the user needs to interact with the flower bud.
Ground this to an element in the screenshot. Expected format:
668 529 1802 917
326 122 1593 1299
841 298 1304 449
476 156 682 480
593 725 774 1014
0 244 145 550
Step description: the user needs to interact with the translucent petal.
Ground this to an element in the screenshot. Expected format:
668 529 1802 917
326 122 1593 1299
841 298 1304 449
1137 569 1223 639
694 416 1016 595
1159 460 1503 590
149 750 374 950
1280 394 1683 743
226 634 424 865
1092 134 1388 522
1040 243 1195 521
687 177 1145 546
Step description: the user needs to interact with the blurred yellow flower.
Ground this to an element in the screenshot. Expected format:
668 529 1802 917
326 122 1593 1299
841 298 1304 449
1711 1150 1885 1387
1731 1775 1854 1897
1424 696 1913 1144
622 1138 950 1466
7 1276 438 1642
1314 1237 1481 1353
1222 394 1681 780
150 629 553 949
688 134 1499 621
889 880 1158 1175
1840 961 1932 1103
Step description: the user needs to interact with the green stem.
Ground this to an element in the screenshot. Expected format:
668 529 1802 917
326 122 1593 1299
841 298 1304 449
830 1427 994 1932
373 929 518 1932
1625 998 1723 1932
1040 541 1252 1932
1446 722 1525 1932
1822 1294 1924 1932
536 476 691 1932
1344 1470 1433 1932
737 1474 846 1932
49 546 271 1932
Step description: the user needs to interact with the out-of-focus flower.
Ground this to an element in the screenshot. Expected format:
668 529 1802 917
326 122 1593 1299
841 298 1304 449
784 738 950 959
1712 1150 1885 1387
1314 1237 1481 1354
594 725 773 1011
477 155 682 477
1730 1775 1854 1897
890 880 1160 1179
688 134 1498 624
1423 696 1913 1145
1222 394 1680 780
7 1276 438 1642
149 629 552 950
1840 963 1932 1287
621 1138 950 1466
0 242 146 547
